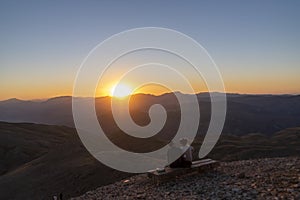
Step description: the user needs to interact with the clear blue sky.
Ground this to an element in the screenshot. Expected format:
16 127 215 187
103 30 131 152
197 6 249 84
0 0 299 99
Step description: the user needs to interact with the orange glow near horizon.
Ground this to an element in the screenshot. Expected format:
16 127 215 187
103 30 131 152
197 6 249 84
1 88 300 101
1 76 300 101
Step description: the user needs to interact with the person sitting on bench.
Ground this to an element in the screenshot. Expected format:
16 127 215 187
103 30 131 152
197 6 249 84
167 139 194 168
167 141 183 168
179 138 194 168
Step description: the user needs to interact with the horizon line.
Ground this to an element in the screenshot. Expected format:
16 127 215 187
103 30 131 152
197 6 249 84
1 91 300 102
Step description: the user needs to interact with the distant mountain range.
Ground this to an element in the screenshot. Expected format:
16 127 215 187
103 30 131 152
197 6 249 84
1 93 300 136
1 93 299 199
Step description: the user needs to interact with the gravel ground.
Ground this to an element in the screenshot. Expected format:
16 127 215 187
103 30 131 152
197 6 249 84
71 157 300 200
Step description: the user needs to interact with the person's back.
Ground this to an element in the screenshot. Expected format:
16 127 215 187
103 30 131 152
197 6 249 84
167 142 183 168
180 145 194 162
179 138 193 167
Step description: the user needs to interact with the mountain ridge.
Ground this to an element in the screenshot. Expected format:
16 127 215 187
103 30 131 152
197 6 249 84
1 93 299 135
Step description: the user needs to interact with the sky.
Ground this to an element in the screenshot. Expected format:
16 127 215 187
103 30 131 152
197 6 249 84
0 0 299 100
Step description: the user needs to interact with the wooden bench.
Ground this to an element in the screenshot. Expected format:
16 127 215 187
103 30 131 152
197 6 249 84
147 159 219 184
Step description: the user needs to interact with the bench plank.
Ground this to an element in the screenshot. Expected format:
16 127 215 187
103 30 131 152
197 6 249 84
147 159 219 184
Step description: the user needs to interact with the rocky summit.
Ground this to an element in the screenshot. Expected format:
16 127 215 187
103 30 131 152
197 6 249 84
71 157 300 200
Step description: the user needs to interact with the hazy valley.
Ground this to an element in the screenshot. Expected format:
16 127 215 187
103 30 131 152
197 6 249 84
0 93 299 199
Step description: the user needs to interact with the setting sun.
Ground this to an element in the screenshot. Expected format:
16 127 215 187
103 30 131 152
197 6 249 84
110 83 133 98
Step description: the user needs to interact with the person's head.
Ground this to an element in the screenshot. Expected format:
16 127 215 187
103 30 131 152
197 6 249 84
179 138 188 146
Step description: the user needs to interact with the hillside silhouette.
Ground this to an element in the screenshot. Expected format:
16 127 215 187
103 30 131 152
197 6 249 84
1 92 299 199
0 122 130 199
0 121 299 199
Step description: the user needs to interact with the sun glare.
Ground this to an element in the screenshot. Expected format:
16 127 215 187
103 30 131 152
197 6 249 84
110 83 133 98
